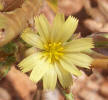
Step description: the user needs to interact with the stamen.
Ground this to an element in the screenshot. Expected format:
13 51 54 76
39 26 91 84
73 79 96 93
43 42 64 63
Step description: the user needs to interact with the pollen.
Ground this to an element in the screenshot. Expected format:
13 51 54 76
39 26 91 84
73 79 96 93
43 42 64 63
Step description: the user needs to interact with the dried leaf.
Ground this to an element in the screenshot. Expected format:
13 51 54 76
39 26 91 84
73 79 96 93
92 58 108 69
0 0 42 47
46 0 58 13
59 0 83 16
0 0 24 11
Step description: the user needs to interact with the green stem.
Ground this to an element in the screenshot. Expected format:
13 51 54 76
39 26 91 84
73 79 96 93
57 84 74 100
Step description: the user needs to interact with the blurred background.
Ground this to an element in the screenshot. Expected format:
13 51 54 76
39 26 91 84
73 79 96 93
0 0 108 100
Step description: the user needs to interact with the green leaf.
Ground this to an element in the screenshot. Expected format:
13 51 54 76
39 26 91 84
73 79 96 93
5 56 16 65
89 33 108 48
0 42 17 54
95 41 108 48
0 56 16 79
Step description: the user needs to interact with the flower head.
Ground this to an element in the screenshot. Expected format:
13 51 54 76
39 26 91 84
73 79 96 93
18 14 94 90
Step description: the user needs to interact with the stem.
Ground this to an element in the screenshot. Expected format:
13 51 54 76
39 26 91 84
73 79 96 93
57 84 74 100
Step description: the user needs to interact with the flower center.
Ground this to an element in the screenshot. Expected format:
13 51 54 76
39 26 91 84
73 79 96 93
43 42 64 63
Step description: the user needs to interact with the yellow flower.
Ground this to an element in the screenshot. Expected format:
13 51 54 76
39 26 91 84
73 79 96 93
18 14 94 90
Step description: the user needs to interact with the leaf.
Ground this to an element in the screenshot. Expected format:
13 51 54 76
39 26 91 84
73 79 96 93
5 56 16 65
84 50 108 69
0 56 16 79
0 64 10 80
90 32 108 48
88 33 108 57
0 42 17 54
46 0 58 13
92 58 108 69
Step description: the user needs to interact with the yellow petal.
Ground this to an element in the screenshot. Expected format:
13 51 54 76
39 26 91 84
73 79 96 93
35 15 50 42
64 38 94 52
21 28 43 49
51 13 65 42
43 65 57 90
18 52 42 72
30 57 49 83
64 53 93 68
55 62 73 88
60 58 82 76
60 16 78 42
